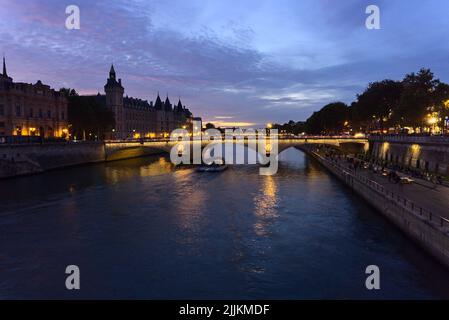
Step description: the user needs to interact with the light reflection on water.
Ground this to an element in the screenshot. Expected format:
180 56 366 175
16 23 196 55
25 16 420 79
253 175 279 237
0 147 449 299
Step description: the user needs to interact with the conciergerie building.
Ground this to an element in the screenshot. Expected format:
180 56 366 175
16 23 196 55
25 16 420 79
0 60 199 140
0 57 69 139
88 65 197 140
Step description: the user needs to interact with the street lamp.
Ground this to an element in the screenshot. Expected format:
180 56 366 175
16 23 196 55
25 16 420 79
427 115 438 125
426 113 440 134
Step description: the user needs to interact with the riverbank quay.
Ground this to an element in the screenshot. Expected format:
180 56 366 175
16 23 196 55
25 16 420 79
368 134 449 177
302 145 449 269
0 140 171 179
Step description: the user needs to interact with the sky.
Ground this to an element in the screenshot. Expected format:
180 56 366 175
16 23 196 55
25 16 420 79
1 0 449 127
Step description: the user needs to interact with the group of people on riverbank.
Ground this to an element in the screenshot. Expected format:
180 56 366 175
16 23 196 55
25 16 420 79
355 156 445 186
316 145 446 187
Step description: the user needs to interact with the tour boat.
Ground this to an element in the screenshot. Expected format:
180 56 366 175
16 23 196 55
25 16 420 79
196 160 228 172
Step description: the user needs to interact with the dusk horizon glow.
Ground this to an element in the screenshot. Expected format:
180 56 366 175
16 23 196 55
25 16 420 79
1 0 449 126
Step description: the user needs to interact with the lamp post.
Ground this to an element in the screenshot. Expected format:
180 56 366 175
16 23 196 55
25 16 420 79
426 113 439 134
445 116 449 134
266 123 273 135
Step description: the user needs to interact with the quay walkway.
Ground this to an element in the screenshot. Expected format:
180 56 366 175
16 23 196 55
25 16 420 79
313 151 449 231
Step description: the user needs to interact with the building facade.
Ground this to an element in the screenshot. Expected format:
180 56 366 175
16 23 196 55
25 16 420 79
0 57 68 139
103 65 193 139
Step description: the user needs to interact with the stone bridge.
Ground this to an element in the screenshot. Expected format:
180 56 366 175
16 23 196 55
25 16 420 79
104 137 368 161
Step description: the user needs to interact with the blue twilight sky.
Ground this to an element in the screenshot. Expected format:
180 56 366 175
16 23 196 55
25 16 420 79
1 0 449 126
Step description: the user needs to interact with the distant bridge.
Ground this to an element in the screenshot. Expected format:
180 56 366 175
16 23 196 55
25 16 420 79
104 137 368 161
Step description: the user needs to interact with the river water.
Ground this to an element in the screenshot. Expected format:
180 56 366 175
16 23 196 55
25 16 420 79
1 148 448 299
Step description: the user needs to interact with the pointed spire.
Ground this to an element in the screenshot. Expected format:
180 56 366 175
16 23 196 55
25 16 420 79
176 98 183 112
155 92 163 110
3 55 7 77
164 94 172 111
109 64 116 79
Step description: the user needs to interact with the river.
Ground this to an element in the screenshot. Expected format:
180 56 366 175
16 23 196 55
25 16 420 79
1 148 448 299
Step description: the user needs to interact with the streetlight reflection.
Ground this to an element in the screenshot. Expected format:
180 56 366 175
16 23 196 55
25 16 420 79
253 175 279 237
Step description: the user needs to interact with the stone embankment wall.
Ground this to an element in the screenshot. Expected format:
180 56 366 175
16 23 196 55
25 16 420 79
0 142 106 178
0 141 174 179
369 135 449 175
304 146 449 269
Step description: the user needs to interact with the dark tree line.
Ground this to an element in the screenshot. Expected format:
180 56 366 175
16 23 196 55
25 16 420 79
60 88 115 140
302 68 449 134
272 120 306 135
304 102 349 134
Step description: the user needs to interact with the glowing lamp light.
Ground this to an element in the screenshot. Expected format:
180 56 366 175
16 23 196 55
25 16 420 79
411 144 420 152
427 117 438 125
265 143 272 154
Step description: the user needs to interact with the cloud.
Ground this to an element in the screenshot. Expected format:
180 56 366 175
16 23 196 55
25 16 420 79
1 0 449 125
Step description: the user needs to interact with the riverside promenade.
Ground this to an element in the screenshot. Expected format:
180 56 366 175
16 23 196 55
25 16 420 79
306 147 449 268
331 155 449 221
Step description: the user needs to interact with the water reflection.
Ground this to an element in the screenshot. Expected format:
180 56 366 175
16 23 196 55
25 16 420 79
172 170 207 233
105 156 175 184
253 175 278 237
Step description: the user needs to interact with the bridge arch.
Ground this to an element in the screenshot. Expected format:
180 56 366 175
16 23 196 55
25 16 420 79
104 138 368 162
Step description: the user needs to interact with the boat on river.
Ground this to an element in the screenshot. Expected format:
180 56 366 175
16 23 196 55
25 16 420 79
196 160 228 172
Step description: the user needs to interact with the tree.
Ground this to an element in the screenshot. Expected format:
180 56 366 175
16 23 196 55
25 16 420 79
351 80 403 131
433 82 449 121
67 96 115 140
204 122 216 130
299 68 449 134
273 120 305 135
305 102 349 134
393 68 440 128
